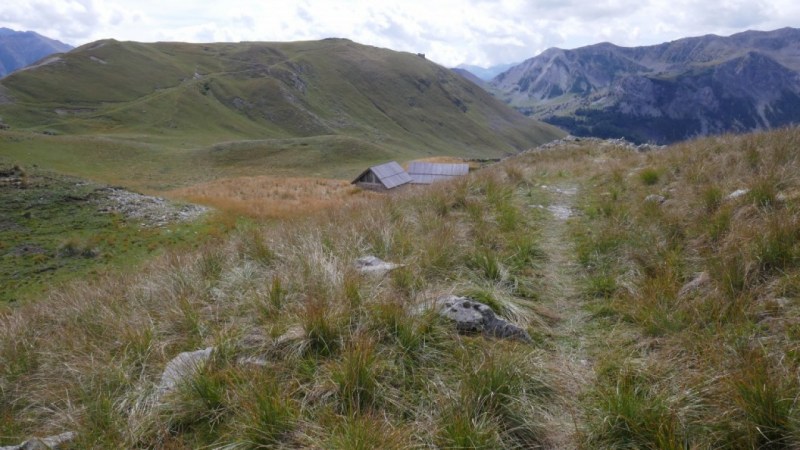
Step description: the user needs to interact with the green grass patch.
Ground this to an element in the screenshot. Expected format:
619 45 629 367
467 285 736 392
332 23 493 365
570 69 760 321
0 163 218 303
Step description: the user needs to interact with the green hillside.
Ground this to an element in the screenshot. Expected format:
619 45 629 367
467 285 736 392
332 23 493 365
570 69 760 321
0 39 563 189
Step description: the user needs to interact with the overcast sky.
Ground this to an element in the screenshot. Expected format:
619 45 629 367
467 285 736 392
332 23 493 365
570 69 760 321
2 0 798 67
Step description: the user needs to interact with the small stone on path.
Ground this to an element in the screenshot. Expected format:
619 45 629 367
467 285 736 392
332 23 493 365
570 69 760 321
547 204 572 220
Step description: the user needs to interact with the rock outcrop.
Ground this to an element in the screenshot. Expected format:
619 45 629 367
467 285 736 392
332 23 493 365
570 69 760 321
429 295 533 343
0 431 76 450
644 194 666 204
97 187 208 228
678 272 712 299
157 347 214 393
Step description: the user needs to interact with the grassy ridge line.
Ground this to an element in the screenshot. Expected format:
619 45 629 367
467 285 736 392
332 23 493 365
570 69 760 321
0 151 584 447
0 39 564 162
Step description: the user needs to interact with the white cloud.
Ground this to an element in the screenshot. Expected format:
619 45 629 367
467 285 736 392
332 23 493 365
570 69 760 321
1 0 798 67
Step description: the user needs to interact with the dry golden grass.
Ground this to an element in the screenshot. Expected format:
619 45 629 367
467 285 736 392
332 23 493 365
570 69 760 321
4 127 800 448
1 160 559 448
165 175 381 219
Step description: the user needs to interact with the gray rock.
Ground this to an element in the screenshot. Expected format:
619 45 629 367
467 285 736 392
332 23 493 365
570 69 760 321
0 431 77 450
431 295 532 343
726 188 749 200
275 325 305 345
236 356 268 367
644 194 666 204
158 347 213 392
355 255 402 273
96 187 208 228
677 272 711 299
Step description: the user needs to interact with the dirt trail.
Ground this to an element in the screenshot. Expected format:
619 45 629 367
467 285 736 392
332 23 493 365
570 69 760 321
537 183 594 448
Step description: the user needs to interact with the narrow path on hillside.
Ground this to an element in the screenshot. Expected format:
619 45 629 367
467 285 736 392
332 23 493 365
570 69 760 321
535 183 594 448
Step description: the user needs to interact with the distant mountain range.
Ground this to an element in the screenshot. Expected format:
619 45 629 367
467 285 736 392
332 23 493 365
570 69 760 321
0 28 72 77
485 28 800 144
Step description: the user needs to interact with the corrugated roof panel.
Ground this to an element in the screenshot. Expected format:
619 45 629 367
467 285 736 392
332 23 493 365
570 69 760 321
372 161 404 179
409 174 433 184
408 162 469 184
369 161 411 189
383 173 412 189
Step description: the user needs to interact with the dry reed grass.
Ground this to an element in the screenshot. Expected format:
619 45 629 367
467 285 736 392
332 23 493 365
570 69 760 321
165 175 381 219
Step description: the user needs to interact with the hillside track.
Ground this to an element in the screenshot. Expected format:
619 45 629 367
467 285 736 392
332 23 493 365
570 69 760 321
536 183 595 448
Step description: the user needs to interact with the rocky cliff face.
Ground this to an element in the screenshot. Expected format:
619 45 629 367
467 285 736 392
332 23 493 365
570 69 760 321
491 28 800 144
0 28 72 77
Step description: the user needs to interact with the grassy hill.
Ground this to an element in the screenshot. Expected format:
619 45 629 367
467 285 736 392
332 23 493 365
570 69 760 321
2 127 798 447
0 38 563 190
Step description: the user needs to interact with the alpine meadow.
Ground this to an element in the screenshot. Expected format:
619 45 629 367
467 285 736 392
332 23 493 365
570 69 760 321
1 27 799 450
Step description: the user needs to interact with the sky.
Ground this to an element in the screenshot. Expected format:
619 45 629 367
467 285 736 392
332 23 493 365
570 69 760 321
1 0 799 68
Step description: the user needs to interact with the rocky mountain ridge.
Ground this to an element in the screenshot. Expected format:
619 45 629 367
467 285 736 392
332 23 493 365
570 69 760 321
0 28 72 77
490 27 800 143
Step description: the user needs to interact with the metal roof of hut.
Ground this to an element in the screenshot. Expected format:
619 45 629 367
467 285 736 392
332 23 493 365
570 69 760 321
407 162 470 184
351 161 412 190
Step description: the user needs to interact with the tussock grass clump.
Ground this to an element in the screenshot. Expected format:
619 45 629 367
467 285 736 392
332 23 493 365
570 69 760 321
720 347 800 448
332 336 380 414
301 298 347 357
233 370 299 447
56 236 100 258
327 414 409 450
440 346 552 448
587 362 687 449
639 167 660 185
